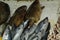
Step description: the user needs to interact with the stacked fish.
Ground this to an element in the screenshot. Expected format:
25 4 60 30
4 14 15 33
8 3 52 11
20 17 50 40
3 5 27 40
0 0 51 40
3 17 50 40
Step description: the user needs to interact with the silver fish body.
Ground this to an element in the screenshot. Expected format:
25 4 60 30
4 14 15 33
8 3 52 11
20 17 50 40
0 24 7 36
20 24 37 40
3 20 29 40
3 17 50 40
28 22 48 40
2 25 12 40
12 20 29 40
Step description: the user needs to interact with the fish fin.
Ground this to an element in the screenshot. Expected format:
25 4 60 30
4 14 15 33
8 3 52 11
41 6 45 10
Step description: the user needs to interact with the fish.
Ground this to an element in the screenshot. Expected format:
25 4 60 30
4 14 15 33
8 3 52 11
2 20 29 40
12 20 29 40
27 17 49 40
41 22 50 40
0 1 10 36
2 25 12 40
8 5 27 27
24 0 45 29
20 17 50 40
20 23 37 40
2 5 27 40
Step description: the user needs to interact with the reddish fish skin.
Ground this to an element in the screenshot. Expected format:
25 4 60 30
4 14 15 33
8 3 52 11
9 5 27 27
24 0 45 28
0 1 10 25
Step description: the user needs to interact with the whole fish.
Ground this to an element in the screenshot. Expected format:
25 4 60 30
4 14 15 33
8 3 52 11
0 1 10 36
9 5 27 27
9 5 27 38
24 0 45 29
28 17 50 40
20 17 50 40
2 5 27 40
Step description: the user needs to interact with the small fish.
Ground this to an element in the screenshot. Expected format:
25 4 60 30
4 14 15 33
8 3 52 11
9 5 27 27
27 17 49 40
24 0 45 29
35 17 49 33
0 1 10 36
4 5 27 40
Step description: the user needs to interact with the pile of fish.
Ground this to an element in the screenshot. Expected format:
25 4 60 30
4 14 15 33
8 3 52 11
20 17 50 40
3 17 50 40
0 0 51 40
